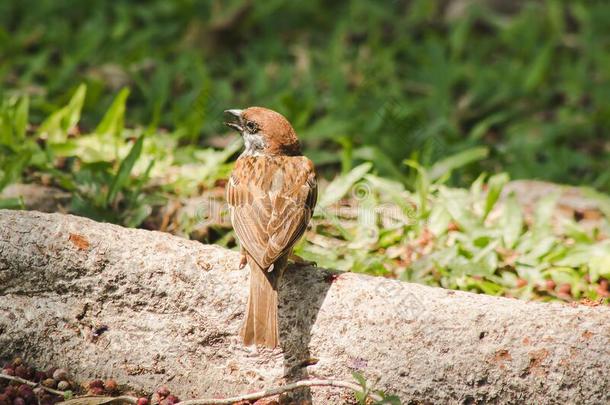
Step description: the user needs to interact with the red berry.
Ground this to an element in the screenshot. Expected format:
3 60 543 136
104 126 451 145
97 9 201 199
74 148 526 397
4 387 17 399
88 387 104 396
52 369 68 382
156 387 170 398
516 278 527 288
104 379 118 393
44 368 56 380
545 279 556 290
1 369 14 377
41 379 56 389
165 395 179 404
14 367 27 379
88 380 104 390
16 386 32 402
558 283 572 295
136 399 149 405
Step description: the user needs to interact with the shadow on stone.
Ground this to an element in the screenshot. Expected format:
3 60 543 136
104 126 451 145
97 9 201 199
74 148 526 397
278 265 337 402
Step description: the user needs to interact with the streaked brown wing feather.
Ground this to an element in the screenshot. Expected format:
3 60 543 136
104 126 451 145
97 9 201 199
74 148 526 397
227 156 317 270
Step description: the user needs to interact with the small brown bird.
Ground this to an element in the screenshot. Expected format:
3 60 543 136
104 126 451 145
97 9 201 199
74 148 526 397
224 107 317 348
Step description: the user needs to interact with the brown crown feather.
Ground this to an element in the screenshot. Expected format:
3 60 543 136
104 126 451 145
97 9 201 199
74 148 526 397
242 107 301 156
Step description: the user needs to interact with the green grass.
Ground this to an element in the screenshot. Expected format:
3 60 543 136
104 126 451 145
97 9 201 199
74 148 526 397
298 162 610 303
1 1 610 303
1 0 610 189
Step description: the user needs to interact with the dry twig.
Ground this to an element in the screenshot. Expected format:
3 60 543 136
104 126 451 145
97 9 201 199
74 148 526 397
0 372 67 396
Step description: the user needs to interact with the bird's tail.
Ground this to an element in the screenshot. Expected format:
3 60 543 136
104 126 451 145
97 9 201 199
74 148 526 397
241 255 286 348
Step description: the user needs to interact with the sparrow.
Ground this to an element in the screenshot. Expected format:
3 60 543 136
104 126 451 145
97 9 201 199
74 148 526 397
224 107 317 348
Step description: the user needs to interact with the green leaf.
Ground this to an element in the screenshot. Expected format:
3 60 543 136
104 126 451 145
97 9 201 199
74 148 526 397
318 162 372 208
524 45 552 91
428 204 451 236
468 113 508 141
354 146 408 182
106 135 144 206
428 147 488 181
590 253 610 282
533 191 560 231
0 197 24 209
581 187 610 219
14 95 29 140
404 159 430 215
483 173 509 220
376 392 402 405
351 371 369 405
95 87 130 138
352 371 367 388
501 192 523 249
38 84 87 143
439 187 478 232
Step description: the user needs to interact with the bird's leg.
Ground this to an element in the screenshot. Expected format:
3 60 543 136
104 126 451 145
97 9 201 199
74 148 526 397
239 248 248 269
288 253 317 267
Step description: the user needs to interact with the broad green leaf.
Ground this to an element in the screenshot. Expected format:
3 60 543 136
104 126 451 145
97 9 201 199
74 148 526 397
428 147 488 181
581 187 610 219
63 84 87 135
526 236 557 260
354 146 408 182
590 254 610 282
556 246 591 269
38 84 86 143
352 371 367 389
533 191 560 231
428 204 451 236
470 172 486 198
469 278 504 296
501 192 523 248
95 87 130 138
439 187 478 232
0 197 24 209
318 162 372 208
483 173 509 220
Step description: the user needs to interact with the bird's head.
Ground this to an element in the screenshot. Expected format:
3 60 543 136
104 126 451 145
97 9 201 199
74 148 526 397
224 107 301 156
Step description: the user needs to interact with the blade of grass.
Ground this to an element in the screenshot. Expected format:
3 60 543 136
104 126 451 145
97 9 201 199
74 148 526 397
106 135 144 207
428 147 489 182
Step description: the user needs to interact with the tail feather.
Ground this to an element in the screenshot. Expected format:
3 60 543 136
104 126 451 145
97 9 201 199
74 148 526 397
241 255 286 348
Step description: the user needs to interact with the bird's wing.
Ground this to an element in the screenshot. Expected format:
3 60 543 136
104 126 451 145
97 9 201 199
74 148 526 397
227 155 317 270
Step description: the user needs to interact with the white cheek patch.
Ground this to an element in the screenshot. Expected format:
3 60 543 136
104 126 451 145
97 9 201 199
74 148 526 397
242 132 266 156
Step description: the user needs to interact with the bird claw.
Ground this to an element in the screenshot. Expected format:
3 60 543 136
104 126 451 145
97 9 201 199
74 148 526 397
239 255 248 269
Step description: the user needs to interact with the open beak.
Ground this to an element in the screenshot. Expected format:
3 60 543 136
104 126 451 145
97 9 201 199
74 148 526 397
224 109 244 132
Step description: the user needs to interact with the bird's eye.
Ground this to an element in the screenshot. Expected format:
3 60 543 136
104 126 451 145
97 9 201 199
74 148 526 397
245 121 258 133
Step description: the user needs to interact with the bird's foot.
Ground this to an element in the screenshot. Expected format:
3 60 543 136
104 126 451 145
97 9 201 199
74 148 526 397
239 254 248 269
289 254 317 267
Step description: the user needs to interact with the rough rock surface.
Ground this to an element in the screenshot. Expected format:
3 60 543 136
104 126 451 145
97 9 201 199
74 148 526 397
0 210 609 404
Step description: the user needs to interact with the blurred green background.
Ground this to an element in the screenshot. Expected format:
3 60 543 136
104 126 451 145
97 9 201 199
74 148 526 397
1 0 610 302
2 0 609 186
